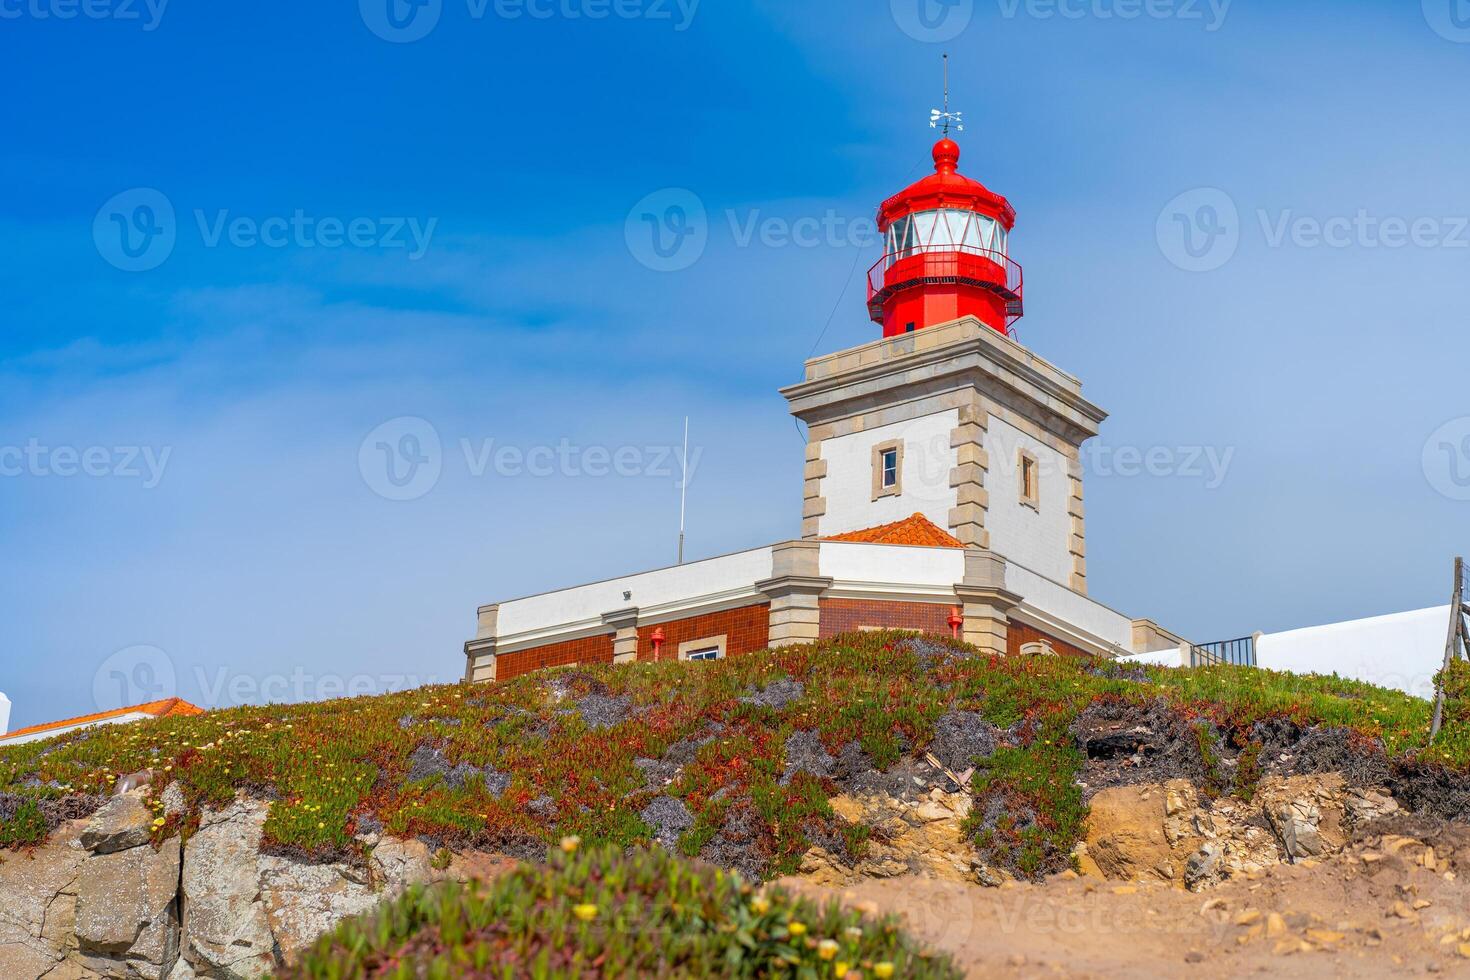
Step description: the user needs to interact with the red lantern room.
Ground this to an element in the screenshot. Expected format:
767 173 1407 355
867 137 1024 338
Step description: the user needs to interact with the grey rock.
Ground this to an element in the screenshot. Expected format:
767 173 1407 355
1184 843 1223 891
159 785 186 821
369 838 433 897
258 856 380 967
81 791 154 856
180 800 275 980
76 836 181 979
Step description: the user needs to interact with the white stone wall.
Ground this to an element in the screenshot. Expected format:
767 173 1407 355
0 692 9 737
817 411 959 537
819 541 967 598
496 546 775 651
982 414 1073 583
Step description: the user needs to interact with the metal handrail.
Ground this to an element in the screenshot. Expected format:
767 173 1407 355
867 244 1023 299
1190 635 1257 668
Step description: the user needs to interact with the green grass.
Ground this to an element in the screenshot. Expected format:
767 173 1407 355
0 631 1462 880
279 843 961 979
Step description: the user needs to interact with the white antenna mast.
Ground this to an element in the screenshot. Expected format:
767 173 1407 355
677 416 689 565
929 53 964 135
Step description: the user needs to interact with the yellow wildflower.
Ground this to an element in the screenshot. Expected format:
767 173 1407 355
818 939 839 960
560 835 582 853
834 965 850 979
874 962 895 978
572 904 598 922
751 897 770 915
788 921 808 937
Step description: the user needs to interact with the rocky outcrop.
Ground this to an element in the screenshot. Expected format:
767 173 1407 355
180 801 274 979
793 771 1415 896
0 821 88 979
1072 773 1404 891
798 788 981 885
76 836 180 978
0 792 493 980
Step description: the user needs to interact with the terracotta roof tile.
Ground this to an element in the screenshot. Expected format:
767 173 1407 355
824 513 965 548
2 698 204 741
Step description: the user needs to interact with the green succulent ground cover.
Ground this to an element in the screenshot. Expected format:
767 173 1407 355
1 631 1463 880
279 843 959 980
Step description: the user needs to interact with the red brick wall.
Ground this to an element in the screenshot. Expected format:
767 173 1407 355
1008 621 1091 659
495 633 614 682
818 598 956 638
492 605 771 681
637 604 770 662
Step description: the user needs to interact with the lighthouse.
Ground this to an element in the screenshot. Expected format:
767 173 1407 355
868 136 1023 338
463 109 1194 681
785 124 1104 597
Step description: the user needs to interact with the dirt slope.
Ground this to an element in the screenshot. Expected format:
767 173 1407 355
785 817 1470 979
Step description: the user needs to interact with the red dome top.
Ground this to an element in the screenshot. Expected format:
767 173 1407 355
876 138 1016 232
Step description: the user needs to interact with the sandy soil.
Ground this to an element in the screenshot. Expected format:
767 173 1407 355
781 825 1470 978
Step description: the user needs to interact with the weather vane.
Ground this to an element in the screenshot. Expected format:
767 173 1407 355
929 53 964 135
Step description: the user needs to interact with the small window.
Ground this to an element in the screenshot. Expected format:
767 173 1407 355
1018 450 1040 509
904 322 916 333
872 441 904 500
678 634 727 661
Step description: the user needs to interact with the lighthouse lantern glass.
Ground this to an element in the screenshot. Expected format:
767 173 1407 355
885 209 1008 266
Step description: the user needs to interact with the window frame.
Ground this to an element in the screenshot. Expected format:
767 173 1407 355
1018 449 1040 510
678 634 728 662
871 440 905 500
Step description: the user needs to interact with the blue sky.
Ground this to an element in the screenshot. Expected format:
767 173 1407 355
2 0 1469 728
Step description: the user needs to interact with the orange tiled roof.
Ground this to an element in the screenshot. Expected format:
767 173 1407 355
2 698 204 741
824 513 965 548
